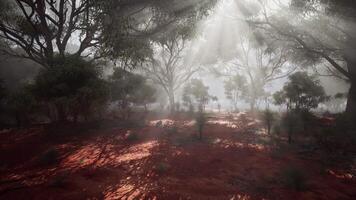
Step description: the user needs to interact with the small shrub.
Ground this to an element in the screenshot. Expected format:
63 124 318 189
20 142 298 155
280 167 307 191
38 148 60 165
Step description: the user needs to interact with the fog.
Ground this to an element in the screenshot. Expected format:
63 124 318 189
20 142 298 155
1 0 356 199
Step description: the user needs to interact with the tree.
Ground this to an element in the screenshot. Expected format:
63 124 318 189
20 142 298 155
182 79 211 139
131 83 156 112
182 79 212 112
248 0 356 127
323 92 347 113
273 72 328 111
33 56 108 122
0 0 217 68
224 74 247 111
110 68 156 119
216 30 295 111
143 31 200 113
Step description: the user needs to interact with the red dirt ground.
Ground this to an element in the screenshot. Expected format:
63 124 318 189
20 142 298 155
0 113 355 200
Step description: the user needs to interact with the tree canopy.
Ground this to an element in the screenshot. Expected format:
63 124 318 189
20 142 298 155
273 72 328 111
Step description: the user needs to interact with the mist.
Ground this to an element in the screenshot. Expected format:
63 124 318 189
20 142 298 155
0 0 355 199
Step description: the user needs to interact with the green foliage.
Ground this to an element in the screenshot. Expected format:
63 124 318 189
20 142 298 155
98 0 217 64
33 56 109 121
110 68 156 118
273 72 328 111
280 167 307 191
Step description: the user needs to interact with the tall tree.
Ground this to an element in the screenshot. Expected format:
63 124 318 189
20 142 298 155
216 31 294 111
182 79 211 112
273 72 328 111
224 74 247 111
248 0 356 126
0 0 216 68
142 30 200 113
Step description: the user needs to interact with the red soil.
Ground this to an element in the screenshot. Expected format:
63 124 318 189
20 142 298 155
0 113 355 200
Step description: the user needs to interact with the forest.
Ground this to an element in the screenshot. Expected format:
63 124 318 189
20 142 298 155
0 0 355 199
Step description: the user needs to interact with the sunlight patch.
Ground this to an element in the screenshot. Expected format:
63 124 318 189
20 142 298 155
61 141 158 170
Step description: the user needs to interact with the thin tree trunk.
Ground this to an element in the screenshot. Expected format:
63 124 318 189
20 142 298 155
346 79 356 129
345 58 356 130
168 90 175 114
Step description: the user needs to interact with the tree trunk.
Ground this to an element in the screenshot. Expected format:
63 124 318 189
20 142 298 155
288 133 292 144
346 79 356 129
267 122 271 135
250 98 256 112
168 90 175 114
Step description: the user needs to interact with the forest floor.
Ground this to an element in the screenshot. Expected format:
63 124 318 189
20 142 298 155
0 112 355 200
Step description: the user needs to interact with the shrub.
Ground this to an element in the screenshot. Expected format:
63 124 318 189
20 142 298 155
280 167 307 191
33 56 109 122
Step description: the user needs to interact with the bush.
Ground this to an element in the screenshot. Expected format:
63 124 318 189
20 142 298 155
280 167 307 191
33 56 109 122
